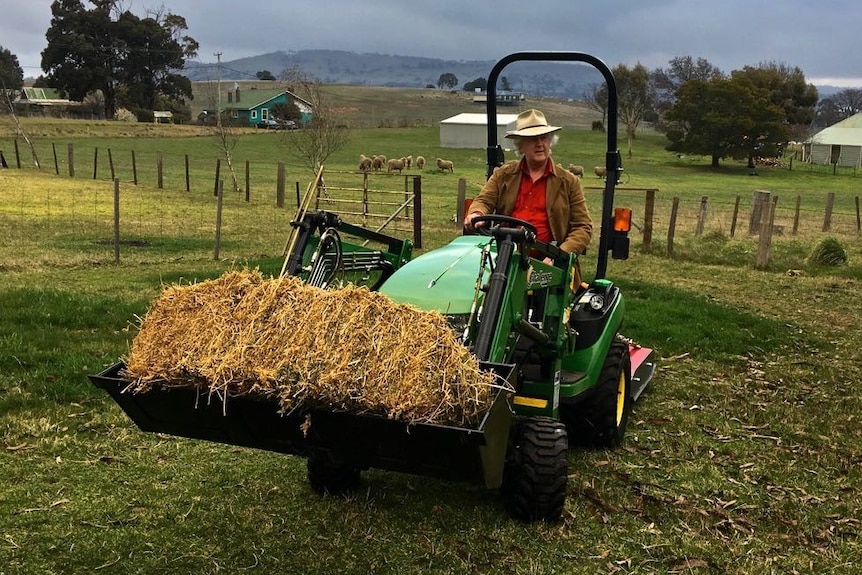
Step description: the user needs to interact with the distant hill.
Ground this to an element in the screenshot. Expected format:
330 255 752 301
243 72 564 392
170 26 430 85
183 49 605 99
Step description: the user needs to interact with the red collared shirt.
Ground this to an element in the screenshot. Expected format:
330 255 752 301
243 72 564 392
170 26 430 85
511 158 553 243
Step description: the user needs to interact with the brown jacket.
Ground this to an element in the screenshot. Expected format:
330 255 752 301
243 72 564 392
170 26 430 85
470 159 593 255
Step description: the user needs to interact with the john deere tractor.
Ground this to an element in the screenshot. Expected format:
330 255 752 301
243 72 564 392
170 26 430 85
91 52 655 522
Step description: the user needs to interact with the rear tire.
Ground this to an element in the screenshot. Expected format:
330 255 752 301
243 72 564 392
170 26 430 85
502 417 568 522
307 457 362 495
562 338 632 448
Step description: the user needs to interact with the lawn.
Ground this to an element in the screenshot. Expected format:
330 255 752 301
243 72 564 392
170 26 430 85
1 111 861 574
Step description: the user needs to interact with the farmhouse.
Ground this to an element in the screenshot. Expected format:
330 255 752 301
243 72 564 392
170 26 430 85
804 112 862 168
203 85 313 127
13 87 82 118
439 112 519 150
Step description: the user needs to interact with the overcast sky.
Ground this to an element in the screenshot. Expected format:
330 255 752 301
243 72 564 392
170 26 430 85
5 0 862 87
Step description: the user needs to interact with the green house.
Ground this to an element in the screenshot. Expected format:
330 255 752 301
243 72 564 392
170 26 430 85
206 85 313 127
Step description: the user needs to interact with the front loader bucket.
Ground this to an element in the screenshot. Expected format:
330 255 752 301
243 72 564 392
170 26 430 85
90 362 516 489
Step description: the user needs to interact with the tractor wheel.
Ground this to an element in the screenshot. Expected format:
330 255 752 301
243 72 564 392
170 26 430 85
502 416 568 522
307 457 362 495
563 338 632 448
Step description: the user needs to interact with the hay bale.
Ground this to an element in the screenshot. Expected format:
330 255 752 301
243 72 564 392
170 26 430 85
123 269 502 426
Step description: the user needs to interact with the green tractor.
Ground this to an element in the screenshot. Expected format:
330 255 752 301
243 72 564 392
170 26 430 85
91 52 655 522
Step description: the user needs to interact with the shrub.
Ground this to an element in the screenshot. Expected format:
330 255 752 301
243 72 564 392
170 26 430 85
114 108 138 122
807 237 848 266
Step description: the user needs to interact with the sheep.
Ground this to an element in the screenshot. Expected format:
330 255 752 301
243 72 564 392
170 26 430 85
358 154 373 171
415 155 426 170
594 166 607 179
387 157 406 173
567 164 585 177
371 155 386 171
404 155 412 169
436 157 454 173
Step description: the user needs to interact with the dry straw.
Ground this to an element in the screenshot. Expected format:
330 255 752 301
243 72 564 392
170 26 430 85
123 269 504 427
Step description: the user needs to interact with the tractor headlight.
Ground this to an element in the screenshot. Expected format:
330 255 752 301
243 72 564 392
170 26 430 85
588 294 604 311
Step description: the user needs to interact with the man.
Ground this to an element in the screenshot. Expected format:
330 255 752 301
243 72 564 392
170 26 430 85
463 108 593 260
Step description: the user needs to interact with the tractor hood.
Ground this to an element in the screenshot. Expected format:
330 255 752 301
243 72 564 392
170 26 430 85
380 235 491 315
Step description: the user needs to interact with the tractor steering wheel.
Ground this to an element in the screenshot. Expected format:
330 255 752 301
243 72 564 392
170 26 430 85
471 214 537 237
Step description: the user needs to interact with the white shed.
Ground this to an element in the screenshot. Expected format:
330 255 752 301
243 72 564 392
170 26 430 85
439 113 519 150
805 113 862 168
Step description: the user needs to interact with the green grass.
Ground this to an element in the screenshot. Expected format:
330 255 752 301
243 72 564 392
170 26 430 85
1 109 862 574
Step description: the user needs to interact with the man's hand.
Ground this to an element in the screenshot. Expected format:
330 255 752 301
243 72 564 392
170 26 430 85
463 211 484 231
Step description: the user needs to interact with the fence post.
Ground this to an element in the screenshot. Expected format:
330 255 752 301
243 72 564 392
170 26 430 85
276 163 285 208
856 196 861 232
108 148 115 181
695 195 708 236
749 190 771 235
113 179 121 264
214 180 224 260
185 155 191 192
68 143 75 177
245 160 250 202
213 159 221 196
822 192 835 232
157 151 164 189
730 195 740 237
456 177 467 226
132 150 138 185
52 143 59 174
93 147 98 180
14 139 21 168
413 176 423 249
793 195 801 235
0 150 7 168
666 197 679 258
642 189 655 250
756 197 777 269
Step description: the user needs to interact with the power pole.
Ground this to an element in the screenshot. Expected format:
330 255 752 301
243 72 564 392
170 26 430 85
215 51 222 129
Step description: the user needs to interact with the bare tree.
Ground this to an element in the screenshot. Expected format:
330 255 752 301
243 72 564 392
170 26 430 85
583 82 608 128
281 66 350 173
0 78 40 168
614 63 654 158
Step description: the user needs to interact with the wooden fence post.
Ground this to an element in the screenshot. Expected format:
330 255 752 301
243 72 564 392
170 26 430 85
113 179 121 264
695 195 708 236
52 143 59 174
667 197 679 258
68 143 75 177
822 192 835 232
157 151 164 189
0 150 8 168
245 160 250 202
642 189 655 250
413 176 423 249
730 195 740 237
185 155 191 192
213 180 224 260
856 196 861 232
14 139 21 168
93 147 98 180
756 197 778 268
131 150 138 185
108 148 115 181
749 189 771 235
213 159 221 196
793 195 801 235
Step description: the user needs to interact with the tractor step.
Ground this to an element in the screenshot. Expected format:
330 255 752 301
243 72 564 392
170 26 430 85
629 345 656 402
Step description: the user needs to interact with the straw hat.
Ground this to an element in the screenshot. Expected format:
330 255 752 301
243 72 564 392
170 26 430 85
505 109 562 138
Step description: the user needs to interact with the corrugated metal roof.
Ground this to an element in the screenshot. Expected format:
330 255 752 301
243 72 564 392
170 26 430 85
807 112 862 146
440 113 519 126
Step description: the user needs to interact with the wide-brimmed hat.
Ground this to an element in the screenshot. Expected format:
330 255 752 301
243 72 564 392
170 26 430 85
505 109 562 138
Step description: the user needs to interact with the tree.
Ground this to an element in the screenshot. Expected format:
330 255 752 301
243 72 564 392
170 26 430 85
281 66 350 173
614 63 653 158
501 76 512 92
665 76 786 167
650 56 723 127
733 62 818 141
0 46 24 93
437 73 458 90
583 82 609 129
256 70 276 81
462 77 486 92
819 88 862 125
42 0 198 119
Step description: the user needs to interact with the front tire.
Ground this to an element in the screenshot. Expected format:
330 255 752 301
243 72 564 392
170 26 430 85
502 416 568 522
563 337 632 448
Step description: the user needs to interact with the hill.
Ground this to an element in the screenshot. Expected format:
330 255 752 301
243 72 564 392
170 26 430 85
184 49 604 99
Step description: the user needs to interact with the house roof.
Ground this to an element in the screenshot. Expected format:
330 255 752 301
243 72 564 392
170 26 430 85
808 113 862 146
440 113 519 126
16 87 74 105
220 88 312 112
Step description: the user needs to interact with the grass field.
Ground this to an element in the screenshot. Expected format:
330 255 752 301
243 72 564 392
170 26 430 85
1 93 861 574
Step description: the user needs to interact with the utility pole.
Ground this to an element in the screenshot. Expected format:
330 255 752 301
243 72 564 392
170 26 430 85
215 51 222 129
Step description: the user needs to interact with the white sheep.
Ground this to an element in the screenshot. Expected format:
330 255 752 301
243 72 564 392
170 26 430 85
358 154 372 171
567 164 585 177
388 157 406 173
415 155 426 170
405 155 412 169
436 157 454 173
371 155 386 171
594 166 607 179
